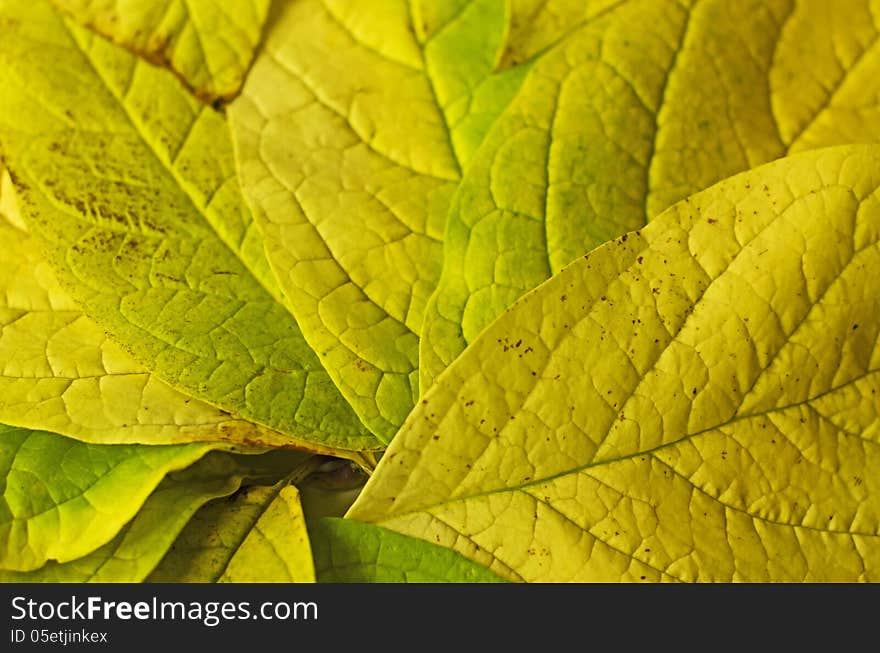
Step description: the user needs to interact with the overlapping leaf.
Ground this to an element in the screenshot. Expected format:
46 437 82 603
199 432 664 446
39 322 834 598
0 444 311 582
229 0 509 439
2 0 877 587
0 0 379 454
0 423 218 571
0 162 24 230
229 0 626 438
349 146 880 581
420 0 880 387
148 477 314 582
50 0 270 102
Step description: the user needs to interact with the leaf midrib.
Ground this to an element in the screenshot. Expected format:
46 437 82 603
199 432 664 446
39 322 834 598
386 365 880 534
406 0 462 177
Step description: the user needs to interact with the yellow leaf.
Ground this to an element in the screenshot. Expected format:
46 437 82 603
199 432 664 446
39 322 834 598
350 146 880 582
421 0 880 388
0 0 380 454
229 0 620 437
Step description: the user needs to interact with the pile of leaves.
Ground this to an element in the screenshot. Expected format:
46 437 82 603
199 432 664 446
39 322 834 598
1 0 878 583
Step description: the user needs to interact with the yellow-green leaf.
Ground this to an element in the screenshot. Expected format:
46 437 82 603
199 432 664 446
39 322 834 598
421 0 880 388
350 146 880 582
311 517 506 582
229 0 557 439
148 479 314 582
0 0 379 454
50 0 270 102
0 423 218 571
0 447 311 582
0 205 337 452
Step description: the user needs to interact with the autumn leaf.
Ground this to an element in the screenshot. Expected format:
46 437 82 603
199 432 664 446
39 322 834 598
350 146 880 581
420 0 880 388
0 0 380 455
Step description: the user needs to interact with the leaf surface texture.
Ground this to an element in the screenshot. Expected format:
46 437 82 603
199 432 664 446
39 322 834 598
148 477 314 582
351 146 880 581
229 0 621 437
51 0 270 102
0 206 323 450
421 0 880 386
0 0 379 454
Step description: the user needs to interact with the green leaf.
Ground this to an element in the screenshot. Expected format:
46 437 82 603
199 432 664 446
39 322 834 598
148 475 315 582
0 0 379 454
349 146 880 581
310 517 506 582
0 423 218 571
0 202 334 452
420 0 880 387
228 0 542 439
50 0 270 102
0 447 309 582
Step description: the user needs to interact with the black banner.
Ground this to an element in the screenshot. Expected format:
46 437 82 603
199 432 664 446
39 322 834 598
0 583 874 649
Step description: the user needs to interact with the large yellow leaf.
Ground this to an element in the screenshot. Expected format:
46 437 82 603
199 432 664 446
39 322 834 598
421 0 880 388
50 0 270 102
349 146 880 582
229 0 621 439
0 0 380 455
